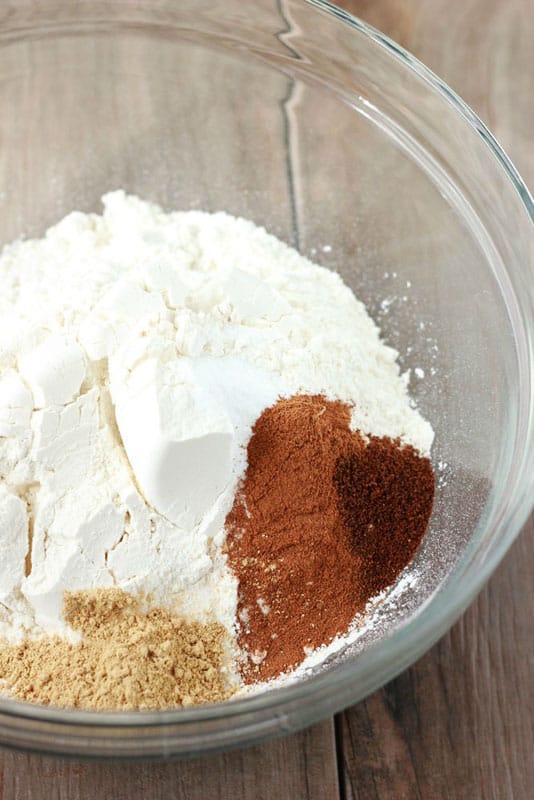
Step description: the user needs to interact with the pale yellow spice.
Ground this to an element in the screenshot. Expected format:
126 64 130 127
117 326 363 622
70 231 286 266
0 589 235 710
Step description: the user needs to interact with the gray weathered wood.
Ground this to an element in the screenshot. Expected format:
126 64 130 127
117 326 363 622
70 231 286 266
0 3 339 796
337 519 534 800
0 1 531 798
0 721 339 800
337 2 534 798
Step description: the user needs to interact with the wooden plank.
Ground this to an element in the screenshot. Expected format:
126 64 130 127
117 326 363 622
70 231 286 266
342 0 534 188
0 4 298 243
0 5 339 798
0 721 339 800
335 2 534 798
337 518 534 800
0 1 531 798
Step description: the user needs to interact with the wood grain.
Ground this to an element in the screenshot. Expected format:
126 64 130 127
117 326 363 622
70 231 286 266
337 2 534 799
345 0 534 188
337 520 534 800
0 721 339 800
0 3 340 796
0 1 532 798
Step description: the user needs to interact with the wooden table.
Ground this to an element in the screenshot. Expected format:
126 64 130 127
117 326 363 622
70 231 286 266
0 1 532 797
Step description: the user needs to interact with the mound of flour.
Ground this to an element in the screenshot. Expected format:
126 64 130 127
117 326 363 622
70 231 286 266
0 191 432 642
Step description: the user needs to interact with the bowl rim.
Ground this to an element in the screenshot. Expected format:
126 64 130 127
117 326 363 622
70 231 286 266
0 0 532 744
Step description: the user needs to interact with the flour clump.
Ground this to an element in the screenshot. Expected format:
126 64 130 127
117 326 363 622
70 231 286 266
0 192 433 707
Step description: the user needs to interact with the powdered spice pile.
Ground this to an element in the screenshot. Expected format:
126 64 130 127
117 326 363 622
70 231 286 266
0 589 234 710
0 396 434 707
225 394 434 682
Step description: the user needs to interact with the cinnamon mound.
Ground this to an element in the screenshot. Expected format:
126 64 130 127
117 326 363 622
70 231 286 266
225 395 434 682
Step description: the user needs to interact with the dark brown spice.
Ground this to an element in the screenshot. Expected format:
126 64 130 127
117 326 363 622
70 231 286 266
334 437 435 599
225 395 434 683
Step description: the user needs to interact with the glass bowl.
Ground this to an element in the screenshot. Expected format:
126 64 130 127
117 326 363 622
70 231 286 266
0 0 532 759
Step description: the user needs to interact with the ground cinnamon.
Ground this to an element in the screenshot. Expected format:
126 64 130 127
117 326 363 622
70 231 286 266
225 394 434 683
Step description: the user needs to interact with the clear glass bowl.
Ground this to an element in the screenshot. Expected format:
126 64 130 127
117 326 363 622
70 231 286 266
0 0 532 758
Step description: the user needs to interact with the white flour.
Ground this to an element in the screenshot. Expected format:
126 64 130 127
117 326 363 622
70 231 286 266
0 191 433 646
